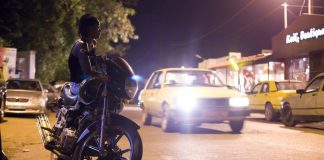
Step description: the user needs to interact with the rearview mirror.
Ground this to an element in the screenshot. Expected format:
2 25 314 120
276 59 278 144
296 89 305 94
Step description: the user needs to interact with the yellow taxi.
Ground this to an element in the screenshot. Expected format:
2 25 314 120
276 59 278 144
280 73 324 127
138 68 250 133
248 80 305 121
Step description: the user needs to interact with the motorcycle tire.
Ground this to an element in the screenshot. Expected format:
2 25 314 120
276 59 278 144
72 124 142 160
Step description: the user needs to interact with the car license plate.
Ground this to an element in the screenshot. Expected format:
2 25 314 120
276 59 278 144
204 111 227 117
9 106 25 109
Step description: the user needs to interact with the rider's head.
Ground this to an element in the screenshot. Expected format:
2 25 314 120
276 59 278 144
78 14 101 41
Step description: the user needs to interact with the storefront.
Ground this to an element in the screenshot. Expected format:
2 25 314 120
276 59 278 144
272 14 324 81
199 50 285 92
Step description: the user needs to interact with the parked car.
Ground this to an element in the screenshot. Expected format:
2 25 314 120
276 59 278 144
53 80 66 92
3 78 47 115
247 80 306 121
138 68 250 133
280 73 324 127
42 83 59 112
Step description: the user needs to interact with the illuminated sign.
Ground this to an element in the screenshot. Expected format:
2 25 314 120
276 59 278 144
286 27 324 44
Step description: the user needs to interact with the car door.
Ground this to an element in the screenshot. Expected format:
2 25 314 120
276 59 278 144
248 83 262 110
316 76 324 116
293 77 323 116
258 82 270 109
141 71 163 116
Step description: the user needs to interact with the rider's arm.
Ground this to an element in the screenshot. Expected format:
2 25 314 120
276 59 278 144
77 43 99 77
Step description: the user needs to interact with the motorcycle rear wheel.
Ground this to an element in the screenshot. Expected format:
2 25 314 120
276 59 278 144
72 125 142 160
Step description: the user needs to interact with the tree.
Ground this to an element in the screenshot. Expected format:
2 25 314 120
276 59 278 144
0 0 138 83
81 0 139 55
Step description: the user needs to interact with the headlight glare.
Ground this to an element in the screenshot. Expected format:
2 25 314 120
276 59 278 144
229 97 249 107
176 96 198 111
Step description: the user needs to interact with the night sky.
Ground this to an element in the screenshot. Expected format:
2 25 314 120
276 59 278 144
125 0 324 79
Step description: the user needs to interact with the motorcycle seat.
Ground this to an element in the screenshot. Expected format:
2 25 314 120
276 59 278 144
61 83 77 106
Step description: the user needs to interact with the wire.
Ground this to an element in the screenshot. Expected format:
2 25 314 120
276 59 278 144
171 0 256 46
290 5 324 9
299 0 306 16
215 5 281 44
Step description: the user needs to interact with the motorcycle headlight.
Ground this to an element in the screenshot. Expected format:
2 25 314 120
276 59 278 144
125 77 138 99
176 95 198 111
229 97 249 107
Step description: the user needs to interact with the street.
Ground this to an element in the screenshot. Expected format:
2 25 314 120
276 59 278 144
2 104 324 160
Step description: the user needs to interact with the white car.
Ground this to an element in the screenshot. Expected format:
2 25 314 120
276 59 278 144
280 73 324 127
138 68 250 133
4 79 47 115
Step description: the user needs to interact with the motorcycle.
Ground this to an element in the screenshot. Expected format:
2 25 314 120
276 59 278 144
36 55 143 160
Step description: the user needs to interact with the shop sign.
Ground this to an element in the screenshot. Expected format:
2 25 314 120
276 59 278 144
286 27 324 44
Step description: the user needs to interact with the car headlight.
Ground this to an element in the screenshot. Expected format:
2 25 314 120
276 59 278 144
125 77 138 99
229 97 249 107
31 97 45 106
176 96 198 111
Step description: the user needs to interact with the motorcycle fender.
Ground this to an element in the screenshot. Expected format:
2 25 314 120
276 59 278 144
76 113 140 144
76 121 97 144
110 113 140 130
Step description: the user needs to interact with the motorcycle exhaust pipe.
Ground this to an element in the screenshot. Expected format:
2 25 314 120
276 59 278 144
36 114 52 145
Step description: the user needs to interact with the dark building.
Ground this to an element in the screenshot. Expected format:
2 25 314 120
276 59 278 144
272 14 324 81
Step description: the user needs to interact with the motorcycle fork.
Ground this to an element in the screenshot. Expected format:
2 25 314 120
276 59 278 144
99 83 109 157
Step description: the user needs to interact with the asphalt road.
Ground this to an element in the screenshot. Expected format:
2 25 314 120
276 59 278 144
2 105 324 160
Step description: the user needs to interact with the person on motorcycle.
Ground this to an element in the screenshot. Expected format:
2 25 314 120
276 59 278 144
69 13 104 96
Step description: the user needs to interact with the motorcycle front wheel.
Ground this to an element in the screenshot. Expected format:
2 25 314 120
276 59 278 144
72 125 142 160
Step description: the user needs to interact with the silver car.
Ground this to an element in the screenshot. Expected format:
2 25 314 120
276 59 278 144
42 83 59 112
4 79 47 115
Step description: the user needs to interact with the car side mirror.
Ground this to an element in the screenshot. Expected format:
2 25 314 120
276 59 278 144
153 83 161 88
296 89 305 94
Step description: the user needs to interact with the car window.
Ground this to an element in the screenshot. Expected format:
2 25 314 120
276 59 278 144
276 82 306 90
7 80 42 91
146 72 163 89
261 83 269 93
251 83 261 94
305 77 324 93
165 70 224 87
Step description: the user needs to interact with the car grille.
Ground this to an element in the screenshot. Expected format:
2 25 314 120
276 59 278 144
6 98 29 103
197 98 229 108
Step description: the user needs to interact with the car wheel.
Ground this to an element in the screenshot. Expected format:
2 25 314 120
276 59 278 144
265 103 275 122
229 120 244 133
280 103 297 127
142 107 152 125
161 106 177 132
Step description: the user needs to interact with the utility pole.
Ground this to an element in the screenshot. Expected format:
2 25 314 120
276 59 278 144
308 0 313 14
282 2 288 29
